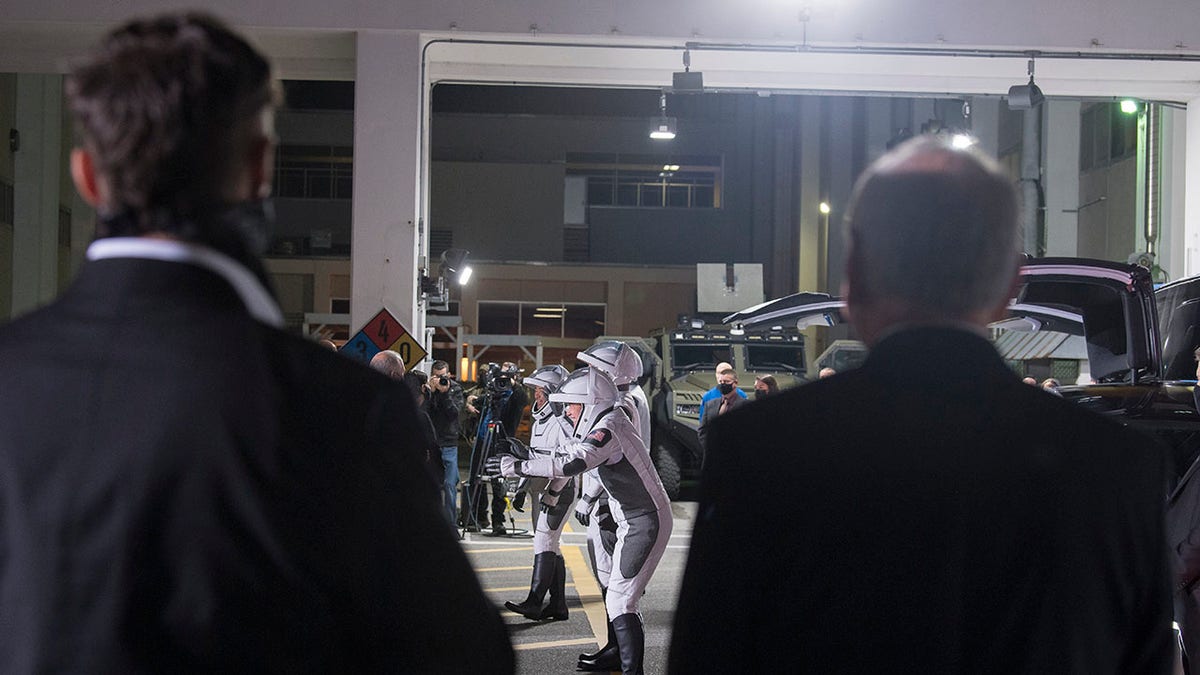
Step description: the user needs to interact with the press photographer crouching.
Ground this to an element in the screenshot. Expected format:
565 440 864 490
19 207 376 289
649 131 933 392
461 362 528 534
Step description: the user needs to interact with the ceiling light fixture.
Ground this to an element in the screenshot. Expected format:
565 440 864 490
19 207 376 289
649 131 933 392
1007 57 1045 110
951 133 976 149
649 92 677 140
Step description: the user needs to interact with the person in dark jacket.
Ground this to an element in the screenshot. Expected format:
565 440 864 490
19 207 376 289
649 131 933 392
0 13 514 673
427 359 466 525
669 136 1173 674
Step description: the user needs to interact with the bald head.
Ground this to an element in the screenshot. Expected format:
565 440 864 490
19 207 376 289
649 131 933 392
844 136 1021 344
369 350 406 380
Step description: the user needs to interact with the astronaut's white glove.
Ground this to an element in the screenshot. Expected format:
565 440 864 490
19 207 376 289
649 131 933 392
499 456 522 479
575 495 594 527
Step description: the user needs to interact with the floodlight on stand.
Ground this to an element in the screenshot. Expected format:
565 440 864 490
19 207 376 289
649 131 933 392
1007 58 1044 110
649 92 677 140
818 201 831 215
440 248 472 286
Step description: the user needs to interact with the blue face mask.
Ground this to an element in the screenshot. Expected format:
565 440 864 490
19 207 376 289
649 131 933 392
717 382 735 395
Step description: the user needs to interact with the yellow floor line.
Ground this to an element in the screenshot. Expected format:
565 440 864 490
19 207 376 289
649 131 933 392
463 546 533 554
503 511 604 648
513 637 600 652
561 542 606 650
486 583 577 593
474 565 532 573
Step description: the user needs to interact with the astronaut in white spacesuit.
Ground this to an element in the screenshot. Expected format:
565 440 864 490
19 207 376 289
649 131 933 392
572 340 651 671
503 365 574 621
500 367 670 675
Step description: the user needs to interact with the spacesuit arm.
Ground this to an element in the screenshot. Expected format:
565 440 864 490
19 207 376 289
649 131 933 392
506 430 618 479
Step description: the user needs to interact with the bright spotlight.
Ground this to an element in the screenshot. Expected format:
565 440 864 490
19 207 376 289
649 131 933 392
951 133 976 149
1120 99 1140 115
818 202 831 215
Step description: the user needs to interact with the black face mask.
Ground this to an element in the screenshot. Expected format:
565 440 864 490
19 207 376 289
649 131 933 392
754 390 766 400
717 382 735 395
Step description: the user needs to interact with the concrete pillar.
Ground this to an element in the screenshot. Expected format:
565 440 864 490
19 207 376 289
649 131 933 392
351 31 424 343
1185 97 1200 279
797 96 822 295
1161 106 1186 281
1042 100 1081 257
12 74 61 317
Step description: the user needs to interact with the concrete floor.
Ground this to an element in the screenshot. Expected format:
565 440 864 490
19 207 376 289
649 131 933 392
462 502 696 674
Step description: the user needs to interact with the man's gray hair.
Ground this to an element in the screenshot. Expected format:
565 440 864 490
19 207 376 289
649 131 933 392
369 350 406 380
844 136 1021 319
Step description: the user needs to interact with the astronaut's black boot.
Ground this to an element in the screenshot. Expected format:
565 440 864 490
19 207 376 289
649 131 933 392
537 554 569 621
611 613 645 675
504 551 554 619
576 604 618 671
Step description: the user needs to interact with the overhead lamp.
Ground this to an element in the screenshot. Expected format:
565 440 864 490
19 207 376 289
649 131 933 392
672 48 704 92
662 164 680 171
1120 99 1141 115
1007 58 1044 110
649 92 677 140
818 202 831 215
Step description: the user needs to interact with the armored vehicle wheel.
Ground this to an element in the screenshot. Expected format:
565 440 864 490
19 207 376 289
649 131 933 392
652 443 682 501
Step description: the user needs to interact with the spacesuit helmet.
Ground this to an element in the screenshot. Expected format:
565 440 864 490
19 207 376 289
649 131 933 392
549 367 621 438
524 364 570 422
577 340 643 387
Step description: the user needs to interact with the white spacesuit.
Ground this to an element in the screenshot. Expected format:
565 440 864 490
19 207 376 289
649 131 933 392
503 365 574 622
502 367 670 675
573 340 653 671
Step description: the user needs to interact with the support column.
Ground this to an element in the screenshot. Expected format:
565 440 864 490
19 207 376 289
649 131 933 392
1042 100 1081 256
1161 107 1186 282
351 31 424 345
1185 97 1200 279
12 74 61 317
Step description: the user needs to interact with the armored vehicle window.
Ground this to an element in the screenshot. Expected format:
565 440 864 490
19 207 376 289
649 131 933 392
745 345 805 373
671 344 731 372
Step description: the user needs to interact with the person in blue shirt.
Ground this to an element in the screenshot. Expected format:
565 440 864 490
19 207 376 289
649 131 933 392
700 361 748 404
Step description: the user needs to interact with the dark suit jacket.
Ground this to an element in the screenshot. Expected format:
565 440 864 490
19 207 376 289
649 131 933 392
670 326 1173 674
0 257 514 673
697 393 746 453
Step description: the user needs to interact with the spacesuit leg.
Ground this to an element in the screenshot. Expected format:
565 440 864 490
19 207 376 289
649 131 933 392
578 498 624 671
532 477 576 621
603 508 673 675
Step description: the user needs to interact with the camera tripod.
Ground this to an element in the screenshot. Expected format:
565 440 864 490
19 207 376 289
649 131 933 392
459 394 530 539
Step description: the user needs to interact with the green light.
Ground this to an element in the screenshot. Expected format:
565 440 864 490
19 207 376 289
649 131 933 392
1120 99 1140 114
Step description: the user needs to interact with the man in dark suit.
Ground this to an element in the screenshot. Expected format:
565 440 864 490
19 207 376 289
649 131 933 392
697 366 745 453
669 137 1173 673
0 13 513 673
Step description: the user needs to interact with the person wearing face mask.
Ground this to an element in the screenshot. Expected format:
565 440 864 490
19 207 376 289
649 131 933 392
498 367 671 675
700 361 748 404
504 365 575 622
698 367 745 454
753 375 779 399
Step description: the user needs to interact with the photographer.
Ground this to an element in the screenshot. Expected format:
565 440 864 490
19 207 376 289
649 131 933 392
426 360 465 526
462 362 528 534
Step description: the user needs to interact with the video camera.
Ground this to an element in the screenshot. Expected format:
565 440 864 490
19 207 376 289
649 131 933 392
479 362 517 393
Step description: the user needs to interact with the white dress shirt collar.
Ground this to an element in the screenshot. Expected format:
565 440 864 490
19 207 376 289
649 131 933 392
86 237 284 327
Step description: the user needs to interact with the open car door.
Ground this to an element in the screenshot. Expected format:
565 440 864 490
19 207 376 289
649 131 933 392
1010 258 1160 384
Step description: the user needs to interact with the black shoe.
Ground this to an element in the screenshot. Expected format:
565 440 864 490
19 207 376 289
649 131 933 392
538 554 568 621
576 644 619 672
464 523 481 533
490 523 507 536
504 552 554 620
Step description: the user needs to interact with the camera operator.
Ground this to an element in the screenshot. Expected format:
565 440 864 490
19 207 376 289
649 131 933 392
462 361 529 534
426 360 465 526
